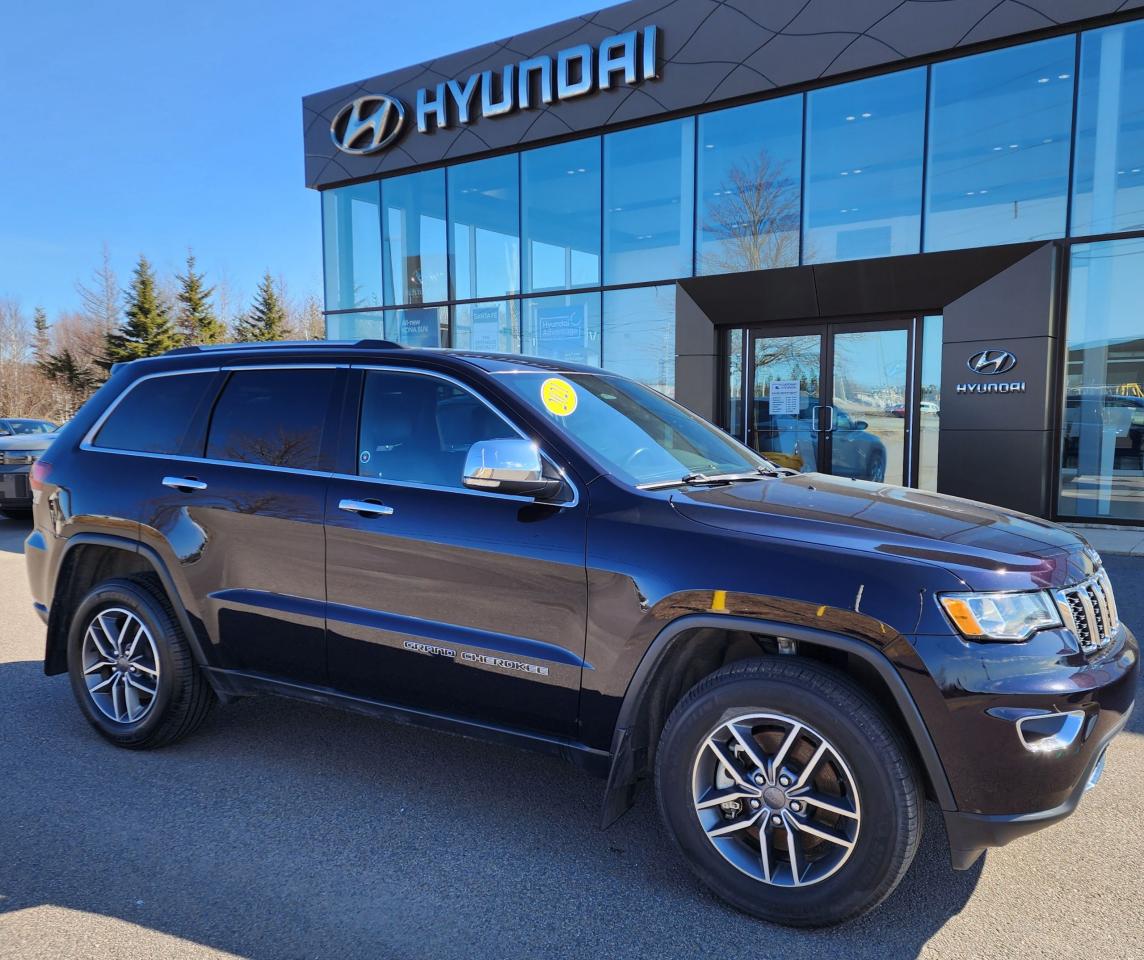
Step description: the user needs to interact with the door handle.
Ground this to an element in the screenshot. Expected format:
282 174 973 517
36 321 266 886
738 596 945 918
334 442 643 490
810 405 835 433
162 476 208 492
338 498 394 517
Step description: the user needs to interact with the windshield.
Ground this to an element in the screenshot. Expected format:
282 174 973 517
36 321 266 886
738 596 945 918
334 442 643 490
3 419 56 435
493 370 773 487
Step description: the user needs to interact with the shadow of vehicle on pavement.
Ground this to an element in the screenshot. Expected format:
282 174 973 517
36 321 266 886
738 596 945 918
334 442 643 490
0 514 31 555
0 657 982 959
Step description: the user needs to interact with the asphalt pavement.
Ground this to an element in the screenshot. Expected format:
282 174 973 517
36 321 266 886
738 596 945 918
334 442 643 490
0 513 1141 959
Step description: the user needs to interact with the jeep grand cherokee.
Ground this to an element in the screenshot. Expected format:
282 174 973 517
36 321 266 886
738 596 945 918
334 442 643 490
24 340 1137 927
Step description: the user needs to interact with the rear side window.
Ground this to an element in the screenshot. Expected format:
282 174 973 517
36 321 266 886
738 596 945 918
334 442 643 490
206 368 335 469
94 373 216 455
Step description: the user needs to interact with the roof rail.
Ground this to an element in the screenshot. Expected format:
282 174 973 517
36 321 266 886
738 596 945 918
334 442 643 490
164 339 404 356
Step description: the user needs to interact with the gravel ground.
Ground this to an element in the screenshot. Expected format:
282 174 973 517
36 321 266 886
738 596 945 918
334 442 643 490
0 514 1141 959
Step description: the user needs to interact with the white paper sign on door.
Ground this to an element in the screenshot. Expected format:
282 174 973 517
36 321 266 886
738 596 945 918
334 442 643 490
768 380 800 416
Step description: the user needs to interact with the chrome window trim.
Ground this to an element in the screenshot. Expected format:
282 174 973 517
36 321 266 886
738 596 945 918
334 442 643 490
348 363 580 508
81 366 223 451
79 361 581 508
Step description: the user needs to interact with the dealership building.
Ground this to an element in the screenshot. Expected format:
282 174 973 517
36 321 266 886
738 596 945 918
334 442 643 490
302 0 1144 526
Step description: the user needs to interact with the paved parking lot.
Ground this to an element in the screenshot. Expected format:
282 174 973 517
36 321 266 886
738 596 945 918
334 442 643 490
0 513 1141 959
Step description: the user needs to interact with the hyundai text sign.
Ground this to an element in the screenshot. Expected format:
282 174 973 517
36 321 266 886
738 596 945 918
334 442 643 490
329 25 660 156
957 348 1025 394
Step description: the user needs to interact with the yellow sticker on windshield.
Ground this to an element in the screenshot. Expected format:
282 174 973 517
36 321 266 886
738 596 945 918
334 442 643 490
540 377 578 417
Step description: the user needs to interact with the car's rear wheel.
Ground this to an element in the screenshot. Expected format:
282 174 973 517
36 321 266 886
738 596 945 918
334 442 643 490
866 451 886 482
655 658 922 927
66 576 215 748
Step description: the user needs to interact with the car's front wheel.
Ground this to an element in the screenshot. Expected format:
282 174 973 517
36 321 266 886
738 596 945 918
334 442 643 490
655 658 923 927
66 576 215 748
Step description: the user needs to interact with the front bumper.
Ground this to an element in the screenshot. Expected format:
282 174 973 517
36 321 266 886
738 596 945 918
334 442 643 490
906 622 1137 867
943 701 1133 869
0 467 32 508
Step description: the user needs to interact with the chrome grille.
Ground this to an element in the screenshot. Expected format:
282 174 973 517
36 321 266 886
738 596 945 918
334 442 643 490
1056 569 1119 655
0 450 38 465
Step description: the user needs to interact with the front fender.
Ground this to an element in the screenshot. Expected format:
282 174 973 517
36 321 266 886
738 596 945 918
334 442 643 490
600 608 956 827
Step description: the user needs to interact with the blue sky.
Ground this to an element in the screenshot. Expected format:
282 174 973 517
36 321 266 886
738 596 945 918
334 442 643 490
0 0 600 320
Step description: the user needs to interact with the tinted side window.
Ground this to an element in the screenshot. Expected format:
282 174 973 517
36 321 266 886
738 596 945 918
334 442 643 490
358 371 516 488
94 373 216 455
206 369 335 469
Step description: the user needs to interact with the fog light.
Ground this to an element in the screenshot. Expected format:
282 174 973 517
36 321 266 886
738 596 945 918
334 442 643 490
1015 710 1086 753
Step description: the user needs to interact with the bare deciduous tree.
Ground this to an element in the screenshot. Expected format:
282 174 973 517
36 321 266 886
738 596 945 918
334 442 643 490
701 150 801 274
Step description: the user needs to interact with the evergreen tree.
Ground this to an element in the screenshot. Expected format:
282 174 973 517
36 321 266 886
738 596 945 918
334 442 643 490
102 255 180 366
235 273 288 342
175 252 226 344
39 348 102 418
32 306 50 363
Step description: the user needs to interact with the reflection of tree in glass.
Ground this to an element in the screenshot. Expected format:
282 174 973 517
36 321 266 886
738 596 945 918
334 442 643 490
223 428 320 468
754 336 820 397
702 151 801 273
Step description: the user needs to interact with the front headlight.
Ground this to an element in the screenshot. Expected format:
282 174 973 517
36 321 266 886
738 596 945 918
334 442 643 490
939 590 1062 641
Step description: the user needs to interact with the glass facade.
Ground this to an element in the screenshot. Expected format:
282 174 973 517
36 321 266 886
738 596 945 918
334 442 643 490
449 154 520 301
383 169 448 305
926 38 1074 251
804 69 926 263
317 22 1144 521
322 183 383 310
522 139 601 292
1059 238 1144 522
697 97 802 274
602 286 676 396
603 118 695 285
1072 22 1144 236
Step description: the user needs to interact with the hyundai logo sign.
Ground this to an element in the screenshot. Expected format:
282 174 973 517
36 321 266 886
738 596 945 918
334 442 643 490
329 25 659 156
330 95 406 155
966 349 1018 376
957 349 1025 395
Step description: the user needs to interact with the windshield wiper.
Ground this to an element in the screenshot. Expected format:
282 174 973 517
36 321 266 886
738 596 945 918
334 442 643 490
640 469 778 491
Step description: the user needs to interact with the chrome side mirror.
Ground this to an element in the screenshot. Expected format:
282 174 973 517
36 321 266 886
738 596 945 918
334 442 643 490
463 438 564 499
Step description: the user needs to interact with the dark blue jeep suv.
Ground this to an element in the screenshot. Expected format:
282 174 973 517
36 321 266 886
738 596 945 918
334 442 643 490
24 340 1137 927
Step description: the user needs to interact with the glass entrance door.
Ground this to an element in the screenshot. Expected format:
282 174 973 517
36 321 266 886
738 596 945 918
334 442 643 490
747 321 913 484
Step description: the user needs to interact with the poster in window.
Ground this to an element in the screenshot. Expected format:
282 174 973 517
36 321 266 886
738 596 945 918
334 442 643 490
470 305 502 351
535 302 586 362
768 380 800 416
399 308 440 347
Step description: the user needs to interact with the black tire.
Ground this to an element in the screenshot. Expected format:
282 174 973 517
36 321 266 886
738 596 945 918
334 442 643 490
655 657 923 927
0 507 32 519
67 576 215 749
866 451 886 482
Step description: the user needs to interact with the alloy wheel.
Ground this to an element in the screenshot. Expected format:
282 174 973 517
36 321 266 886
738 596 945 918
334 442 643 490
691 712 861 887
81 607 161 724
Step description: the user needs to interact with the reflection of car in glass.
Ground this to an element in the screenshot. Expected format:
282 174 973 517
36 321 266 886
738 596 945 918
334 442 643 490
753 398 888 481
1062 394 1144 467
889 402 937 419
24 342 1137 927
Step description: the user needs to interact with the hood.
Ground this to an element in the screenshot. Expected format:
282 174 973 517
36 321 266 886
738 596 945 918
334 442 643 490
0 432 57 451
670 473 1094 591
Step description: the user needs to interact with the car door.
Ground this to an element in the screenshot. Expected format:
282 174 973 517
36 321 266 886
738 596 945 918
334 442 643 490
131 365 342 686
323 365 588 738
